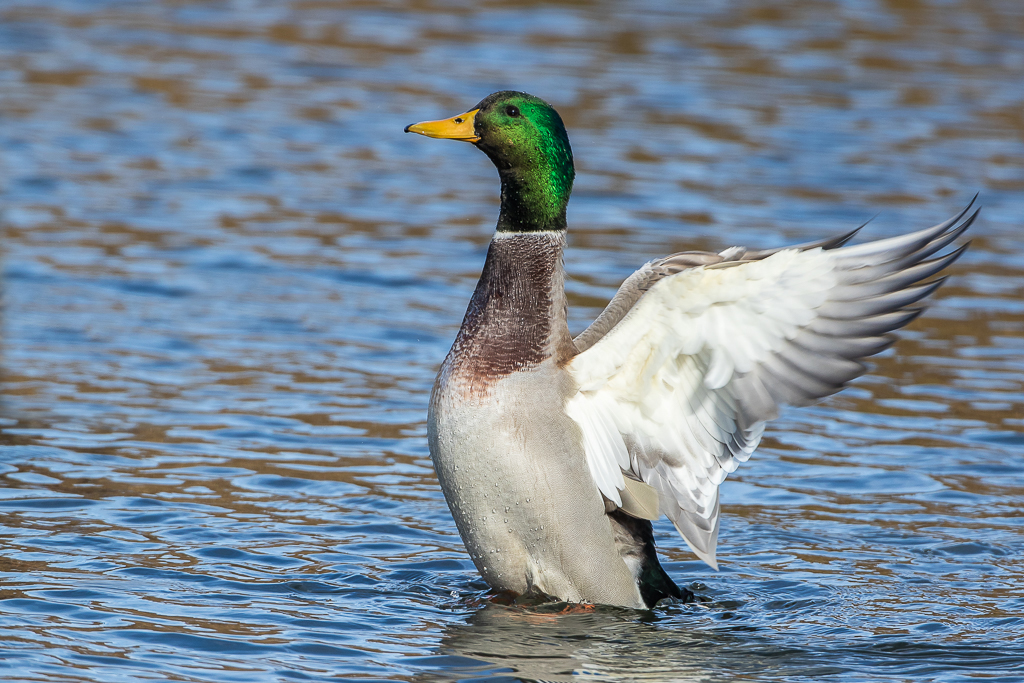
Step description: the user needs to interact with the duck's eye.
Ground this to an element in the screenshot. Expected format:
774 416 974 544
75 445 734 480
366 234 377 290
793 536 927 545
505 105 520 118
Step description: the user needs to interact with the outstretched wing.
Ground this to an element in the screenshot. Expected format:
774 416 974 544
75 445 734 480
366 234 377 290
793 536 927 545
565 203 976 568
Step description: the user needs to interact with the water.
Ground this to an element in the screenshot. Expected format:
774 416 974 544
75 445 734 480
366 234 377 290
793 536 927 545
1 0 1023 681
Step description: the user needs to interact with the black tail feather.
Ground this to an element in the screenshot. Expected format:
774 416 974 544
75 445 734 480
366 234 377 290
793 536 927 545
607 509 694 607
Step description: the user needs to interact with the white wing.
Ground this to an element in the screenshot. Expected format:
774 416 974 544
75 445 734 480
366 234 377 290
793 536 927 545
565 204 976 568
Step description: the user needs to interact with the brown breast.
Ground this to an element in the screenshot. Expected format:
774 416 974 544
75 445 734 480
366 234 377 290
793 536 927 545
440 232 575 397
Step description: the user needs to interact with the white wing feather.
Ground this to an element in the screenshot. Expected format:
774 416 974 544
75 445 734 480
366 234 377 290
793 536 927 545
566 205 976 568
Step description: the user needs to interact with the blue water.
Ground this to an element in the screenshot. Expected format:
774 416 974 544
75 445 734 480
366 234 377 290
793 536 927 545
1 1 1023 681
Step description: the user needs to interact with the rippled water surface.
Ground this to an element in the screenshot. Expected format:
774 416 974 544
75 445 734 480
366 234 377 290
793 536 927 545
2 1 1023 681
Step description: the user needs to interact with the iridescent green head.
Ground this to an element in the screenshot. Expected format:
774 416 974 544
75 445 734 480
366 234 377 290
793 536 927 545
406 91 575 233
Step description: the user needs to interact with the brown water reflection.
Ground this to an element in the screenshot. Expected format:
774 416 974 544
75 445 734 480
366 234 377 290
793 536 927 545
1 0 1023 681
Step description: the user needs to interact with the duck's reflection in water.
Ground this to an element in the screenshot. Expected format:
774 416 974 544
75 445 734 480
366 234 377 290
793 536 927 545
421 601 773 682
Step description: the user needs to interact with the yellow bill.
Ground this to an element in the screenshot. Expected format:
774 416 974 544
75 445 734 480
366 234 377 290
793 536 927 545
405 109 480 142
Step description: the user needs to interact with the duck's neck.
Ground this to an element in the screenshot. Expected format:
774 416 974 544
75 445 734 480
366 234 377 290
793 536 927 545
496 169 570 233
450 231 574 381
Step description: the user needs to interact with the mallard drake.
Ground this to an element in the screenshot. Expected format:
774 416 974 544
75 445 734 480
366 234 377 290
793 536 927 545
405 91 975 609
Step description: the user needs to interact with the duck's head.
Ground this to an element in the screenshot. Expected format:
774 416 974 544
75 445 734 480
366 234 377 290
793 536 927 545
405 91 574 233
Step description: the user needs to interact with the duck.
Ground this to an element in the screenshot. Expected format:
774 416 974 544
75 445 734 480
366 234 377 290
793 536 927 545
405 91 975 609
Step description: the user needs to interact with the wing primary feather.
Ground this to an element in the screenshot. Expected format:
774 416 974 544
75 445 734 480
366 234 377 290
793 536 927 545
872 211 977 273
738 223 867 260
790 330 896 359
834 200 974 263
754 364 814 407
832 243 969 298
838 214 976 285
816 278 945 319
776 341 866 385
759 353 840 402
808 307 924 337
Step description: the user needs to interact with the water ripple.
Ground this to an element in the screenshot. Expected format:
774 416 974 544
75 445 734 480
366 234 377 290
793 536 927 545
2 0 1023 681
